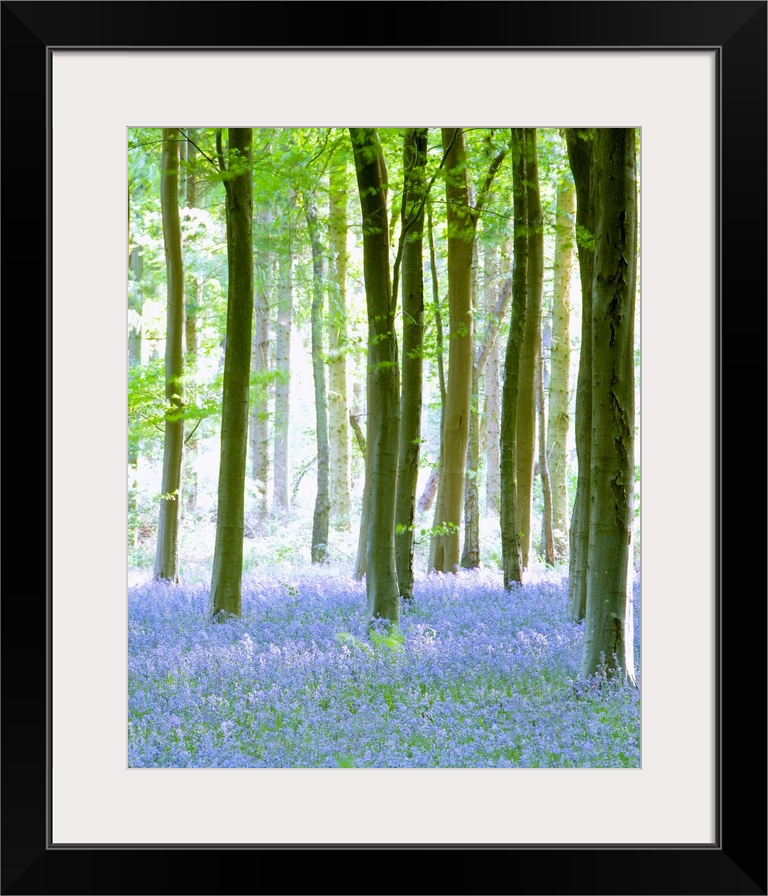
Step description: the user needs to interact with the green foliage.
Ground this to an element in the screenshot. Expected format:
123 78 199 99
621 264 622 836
575 223 596 251
369 625 405 652
401 520 461 546
127 126 639 584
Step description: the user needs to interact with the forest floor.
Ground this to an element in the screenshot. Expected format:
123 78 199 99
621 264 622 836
128 519 641 769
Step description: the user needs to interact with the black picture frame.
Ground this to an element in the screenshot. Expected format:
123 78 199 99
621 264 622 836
3 2 765 894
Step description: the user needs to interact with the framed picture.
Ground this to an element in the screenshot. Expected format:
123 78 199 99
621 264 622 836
4 2 764 893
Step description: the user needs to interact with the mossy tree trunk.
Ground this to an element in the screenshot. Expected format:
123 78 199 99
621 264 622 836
154 128 185 583
579 128 637 686
483 241 502 516
428 128 475 574
209 127 253 620
515 128 544 572
547 173 575 562
564 128 596 623
500 128 528 588
349 127 400 624
395 128 428 599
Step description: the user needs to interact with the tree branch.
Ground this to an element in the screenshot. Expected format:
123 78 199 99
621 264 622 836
177 128 219 170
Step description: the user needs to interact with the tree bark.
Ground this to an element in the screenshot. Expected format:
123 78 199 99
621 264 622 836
328 155 352 531
565 128 596 623
395 128 428 599
463 249 514 562
349 127 400 624
500 128 528 588
515 128 544 572
428 128 475 574
272 195 294 513
579 128 637 686
250 205 271 519
305 193 331 564
128 245 143 545
460 361 481 569
461 242 481 569
183 128 200 516
417 200 445 518
209 127 254 620
154 128 185 583
547 173 575 561
483 241 503 516
536 328 555 566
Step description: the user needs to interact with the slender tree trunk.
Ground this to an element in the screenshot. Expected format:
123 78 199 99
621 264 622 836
395 128 427 599
463 247 514 566
250 206 271 519
548 174 575 561
461 243 481 569
305 194 331 564
500 128 528 588
565 128 596 622
515 128 544 572
328 156 352 531
154 129 185 583
183 129 200 516
460 362 481 569
128 246 143 545
209 127 253 620
349 127 400 624
349 381 366 458
353 383 371 582
536 330 555 566
272 199 294 513
483 242 501 516
579 128 637 686
428 128 475 574
128 249 143 368
417 200 445 517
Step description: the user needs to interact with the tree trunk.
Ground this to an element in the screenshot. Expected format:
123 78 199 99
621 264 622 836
536 328 555 566
460 362 481 569
349 127 400 624
209 127 253 620
154 128 185 583
304 194 331 564
579 128 637 686
395 128 428 599
461 242 481 569
272 196 294 513
428 129 475 574
500 129 528 588
547 174 575 562
183 129 200 516
565 128 596 623
483 241 502 516
417 200 445 519
462 247 514 565
515 128 544 572
128 246 143 545
328 155 352 531
353 391 371 582
250 205 271 519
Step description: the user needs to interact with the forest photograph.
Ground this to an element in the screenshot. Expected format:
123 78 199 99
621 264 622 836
127 125 640 770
